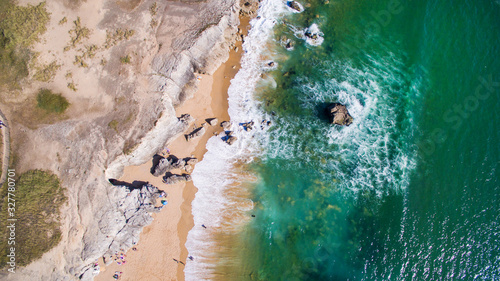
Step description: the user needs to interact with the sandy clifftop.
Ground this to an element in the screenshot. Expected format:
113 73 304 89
0 0 248 279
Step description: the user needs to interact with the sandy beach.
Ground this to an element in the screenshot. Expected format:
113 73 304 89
95 16 250 281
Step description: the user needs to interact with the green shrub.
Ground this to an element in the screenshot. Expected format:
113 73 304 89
0 170 67 267
108 119 119 132
120 55 131 64
36 89 70 113
0 1 50 89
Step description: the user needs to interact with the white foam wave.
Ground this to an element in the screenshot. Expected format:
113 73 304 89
184 0 288 278
292 23 325 46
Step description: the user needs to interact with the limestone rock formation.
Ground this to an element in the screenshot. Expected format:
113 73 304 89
79 183 162 278
153 157 173 177
185 126 206 141
326 103 353 126
240 121 254 131
206 118 218 126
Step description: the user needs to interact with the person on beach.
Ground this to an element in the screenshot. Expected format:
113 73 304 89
0 120 5 127
201 224 207 229
188 256 194 261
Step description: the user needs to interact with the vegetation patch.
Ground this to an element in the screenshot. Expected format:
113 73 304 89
58 16 67 25
150 2 158 16
36 89 70 113
0 170 67 267
120 55 131 64
64 17 91 51
67 81 77 92
150 2 159 28
33 61 61 82
0 1 50 89
108 119 119 133
103 29 135 49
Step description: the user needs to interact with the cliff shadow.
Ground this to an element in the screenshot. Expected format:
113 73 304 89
108 179 149 191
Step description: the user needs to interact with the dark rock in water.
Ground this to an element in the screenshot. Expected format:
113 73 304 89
186 158 199 166
287 1 302 12
240 121 254 131
286 40 295 50
326 103 353 126
268 61 275 67
227 136 237 145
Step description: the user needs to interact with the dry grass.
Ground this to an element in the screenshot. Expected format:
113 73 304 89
64 17 91 51
103 28 135 49
0 1 50 89
33 61 61 82
0 170 67 267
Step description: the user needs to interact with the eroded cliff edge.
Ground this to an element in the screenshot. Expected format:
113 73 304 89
0 0 257 279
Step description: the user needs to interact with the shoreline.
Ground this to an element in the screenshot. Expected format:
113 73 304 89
95 15 250 281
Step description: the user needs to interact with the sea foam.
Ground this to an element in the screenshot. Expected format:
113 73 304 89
184 0 290 279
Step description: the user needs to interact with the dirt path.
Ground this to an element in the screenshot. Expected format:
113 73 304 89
0 109 10 186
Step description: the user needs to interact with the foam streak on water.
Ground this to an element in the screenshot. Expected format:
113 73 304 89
184 0 289 279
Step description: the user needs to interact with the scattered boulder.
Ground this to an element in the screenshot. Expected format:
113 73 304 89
326 103 353 126
184 165 194 174
178 114 193 124
162 174 192 185
185 126 206 141
171 159 186 169
287 1 303 12
227 136 237 145
206 118 218 126
220 121 231 130
186 158 199 165
240 121 254 131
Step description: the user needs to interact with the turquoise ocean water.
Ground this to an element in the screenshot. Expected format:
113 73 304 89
186 0 500 280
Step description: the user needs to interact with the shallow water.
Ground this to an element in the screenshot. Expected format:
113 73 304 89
186 0 500 280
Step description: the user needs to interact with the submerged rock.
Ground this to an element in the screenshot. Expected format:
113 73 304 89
186 158 199 165
326 103 353 126
88 182 163 273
